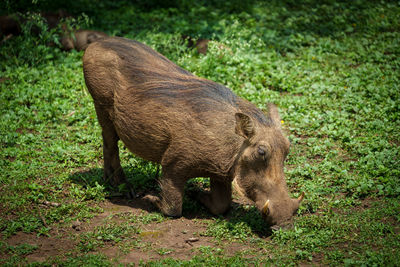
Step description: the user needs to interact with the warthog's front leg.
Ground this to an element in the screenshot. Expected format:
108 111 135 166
198 178 232 215
144 172 185 217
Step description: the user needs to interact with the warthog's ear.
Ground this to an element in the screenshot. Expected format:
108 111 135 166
267 103 281 128
235 113 255 139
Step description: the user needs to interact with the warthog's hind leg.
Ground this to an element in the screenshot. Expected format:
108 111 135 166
94 104 127 187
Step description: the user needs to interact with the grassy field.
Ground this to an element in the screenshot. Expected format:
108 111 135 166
1 0 399 265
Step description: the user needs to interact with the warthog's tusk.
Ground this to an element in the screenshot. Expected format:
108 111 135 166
262 199 270 215
298 192 305 202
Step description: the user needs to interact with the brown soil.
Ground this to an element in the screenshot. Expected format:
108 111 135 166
1 197 258 265
5 232 75 262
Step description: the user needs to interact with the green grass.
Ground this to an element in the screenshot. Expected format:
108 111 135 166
77 222 141 252
1 0 399 266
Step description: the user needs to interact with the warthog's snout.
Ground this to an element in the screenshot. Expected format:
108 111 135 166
261 192 305 227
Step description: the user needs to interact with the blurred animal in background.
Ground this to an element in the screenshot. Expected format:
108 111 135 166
61 29 108 51
1 10 107 51
182 35 210 55
0 10 70 39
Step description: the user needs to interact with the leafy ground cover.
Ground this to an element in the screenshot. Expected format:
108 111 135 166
1 0 399 265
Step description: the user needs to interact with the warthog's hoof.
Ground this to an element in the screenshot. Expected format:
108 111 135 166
143 194 162 211
143 194 182 217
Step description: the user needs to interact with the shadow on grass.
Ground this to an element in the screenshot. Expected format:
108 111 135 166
3 0 374 40
69 166 272 238
3 0 257 16
1 0 380 72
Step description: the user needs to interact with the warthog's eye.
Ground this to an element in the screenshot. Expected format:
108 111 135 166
257 146 267 157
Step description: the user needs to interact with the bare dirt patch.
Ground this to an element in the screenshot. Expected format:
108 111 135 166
5 232 75 263
2 196 263 264
108 218 215 265
92 197 257 264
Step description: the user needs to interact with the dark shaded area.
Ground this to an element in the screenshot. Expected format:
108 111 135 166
2 0 393 40
2 0 256 15
69 166 159 195
2 0 396 69
69 167 272 237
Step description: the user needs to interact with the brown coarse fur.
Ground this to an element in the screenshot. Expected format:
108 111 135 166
61 30 108 51
83 37 303 226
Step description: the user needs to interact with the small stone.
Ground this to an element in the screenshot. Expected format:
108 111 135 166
72 220 81 230
186 237 199 243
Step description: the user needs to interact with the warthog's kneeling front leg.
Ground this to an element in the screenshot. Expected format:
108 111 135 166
198 178 232 215
143 176 185 217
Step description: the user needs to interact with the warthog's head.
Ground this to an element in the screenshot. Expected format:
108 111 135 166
233 104 304 227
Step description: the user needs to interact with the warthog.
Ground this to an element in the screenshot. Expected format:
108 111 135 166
83 37 304 226
61 29 108 51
